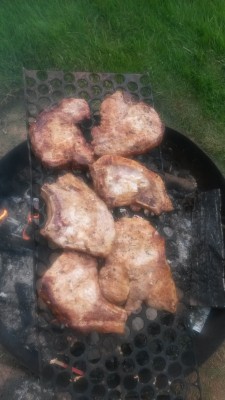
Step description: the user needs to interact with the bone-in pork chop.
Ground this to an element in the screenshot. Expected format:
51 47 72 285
99 217 178 314
90 155 173 215
40 173 115 257
29 98 94 168
39 252 127 334
91 90 164 156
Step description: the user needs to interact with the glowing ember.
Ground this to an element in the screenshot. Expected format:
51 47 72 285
22 228 31 241
50 358 84 376
27 212 39 223
0 209 8 222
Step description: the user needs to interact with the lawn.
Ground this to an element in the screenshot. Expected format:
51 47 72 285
0 0 225 171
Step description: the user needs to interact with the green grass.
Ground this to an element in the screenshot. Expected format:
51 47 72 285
0 0 225 171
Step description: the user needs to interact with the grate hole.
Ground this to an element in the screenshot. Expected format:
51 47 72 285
125 392 139 400
149 339 163 354
177 335 192 351
64 73 74 82
105 356 119 371
90 99 101 112
166 344 179 360
42 365 54 381
181 351 195 367
153 356 166 372
121 343 133 356
26 77 36 87
91 384 106 400
91 85 102 95
146 308 157 321
89 73 100 83
78 91 90 101
39 96 51 110
103 79 113 89
107 373 120 389
77 78 88 88
140 385 155 400
36 70 48 81
155 374 168 389
132 317 144 331
168 362 182 378
122 358 135 373
64 84 76 96
136 350 149 366
170 379 184 395
38 84 49 94
160 313 174 326
123 375 138 390
70 341 85 357
156 396 171 400
144 98 152 105
52 90 63 102
138 368 152 384
108 390 121 400
50 78 62 89
56 371 71 387
134 333 147 348
73 377 88 393
90 368 104 384
163 328 176 343
127 82 138 92
147 322 161 336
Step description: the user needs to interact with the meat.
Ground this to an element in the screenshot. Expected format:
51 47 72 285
90 155 173 215
29 98 94 168
40 173 115 257
91 90 164 156
39 252 127 334
99 217 178 314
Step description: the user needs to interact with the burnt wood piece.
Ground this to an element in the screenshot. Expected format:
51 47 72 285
190 190 225 307
163 172 197 193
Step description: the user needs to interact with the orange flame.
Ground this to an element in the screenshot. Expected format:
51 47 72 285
22 228 31 241
0 209 8 222
22 212 40 241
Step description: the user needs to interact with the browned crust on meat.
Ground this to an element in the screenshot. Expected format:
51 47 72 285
38 252 127 334
29 98 94 168
90 155 173 215
91 90 164 157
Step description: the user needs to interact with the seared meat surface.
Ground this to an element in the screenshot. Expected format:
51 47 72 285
40 173 115 257
91 91 164 156
39 252 127 334
99 217 178 314
29 98 94 168
90 155 173 215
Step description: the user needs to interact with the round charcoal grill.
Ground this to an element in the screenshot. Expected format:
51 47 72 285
0 70 225 399
0 128 225 400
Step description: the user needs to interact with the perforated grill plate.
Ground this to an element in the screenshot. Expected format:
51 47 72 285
24 70 203 399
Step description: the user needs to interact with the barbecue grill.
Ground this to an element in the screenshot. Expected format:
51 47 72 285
0 70 225 399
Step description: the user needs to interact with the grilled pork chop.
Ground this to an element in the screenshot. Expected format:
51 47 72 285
29 98 94 168
40 173 115 257
91 90 164 156
39 252 127 334
99 217 178 314
90 155 173 215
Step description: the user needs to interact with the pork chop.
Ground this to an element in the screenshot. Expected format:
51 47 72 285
99 217 178 314
91 90 164 156
39 252 127 334
40 173 115 257
29 98 94 168
90 155 173 215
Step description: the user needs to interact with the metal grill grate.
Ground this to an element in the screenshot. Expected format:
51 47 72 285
23 70 204 399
